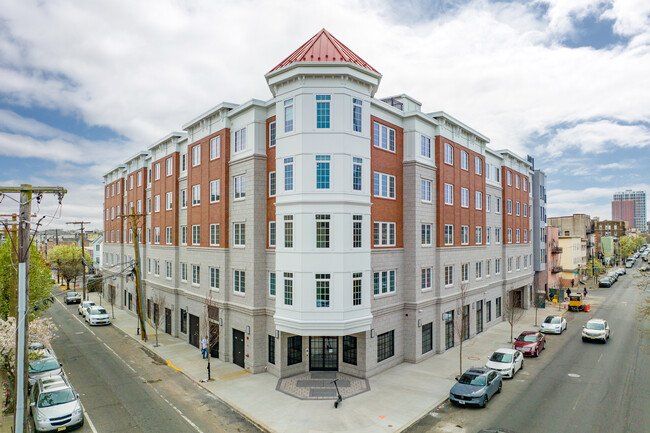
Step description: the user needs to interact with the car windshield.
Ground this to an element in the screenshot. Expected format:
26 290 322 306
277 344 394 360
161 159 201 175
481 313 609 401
586 322 605 330
67 293 79 297
458 373 486 386
550 317 561 324
517 334 537 342
91 308 107 315
29 358 59 373
489 352 512 363
38 389 76 408
83 302 95 308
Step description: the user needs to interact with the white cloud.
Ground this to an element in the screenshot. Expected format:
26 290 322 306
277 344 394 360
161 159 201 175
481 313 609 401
545 120 650 156
601 0 650 36
547 183 650 218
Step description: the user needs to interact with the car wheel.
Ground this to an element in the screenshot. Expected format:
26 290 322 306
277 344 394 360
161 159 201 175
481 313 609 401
510 368 514 378
543 342 546 351
520 361 524 370
497 382 502 393
534 348 538 357
480 395 488 408
582 337 587 342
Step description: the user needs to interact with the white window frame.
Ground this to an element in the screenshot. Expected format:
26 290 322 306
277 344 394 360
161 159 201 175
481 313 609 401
421 179 432 203
234 127 247 153
461 225 469 245
192 225 200 245
234 222 245 247
210 223 220 246
475 191 483 210
444 183 453 205
373 122 396 152
475 156 482 175
166 192 172 210
461 188 469 208
420 135 431 158
210 136 221 160
373 222 396 247
444 143 453 165
444 224 453 245
461 151 468 170
234 175 246 200
373 172 396 199
210 180 220 203
192 185 200 206
192 144 201 167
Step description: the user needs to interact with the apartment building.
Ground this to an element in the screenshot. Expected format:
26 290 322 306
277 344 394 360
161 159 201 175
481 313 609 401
531 167 547 296
595 220 627 238
102 29 534 378
612 190 646 232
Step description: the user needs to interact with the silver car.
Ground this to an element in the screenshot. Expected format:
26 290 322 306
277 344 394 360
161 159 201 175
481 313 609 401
28 356 63 387
85 305 111 326
30 376 84 432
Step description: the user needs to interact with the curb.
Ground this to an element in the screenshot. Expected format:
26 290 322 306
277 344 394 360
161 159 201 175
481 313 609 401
396 395 450 433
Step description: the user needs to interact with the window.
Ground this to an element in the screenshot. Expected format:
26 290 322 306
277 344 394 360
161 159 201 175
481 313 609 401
486 259 491 277
523 177 528 191
524 255 528 268
180 263 187 282
269 221 276 247
154 227 160 244
444 311 454 349
268 335 275 365
284 273 293 305
516 201 520 216
507 171 512 185
516 229 520 243
421 224 432 246
343 336 357 365
210 267 220 289
507 228 513 243
116 230 121 243
316 95 331 128
284 99 294 132
180 225 187 245
234 270 245 293
476 261 482 279
154 163 160 180
508 257 513 272
154 195 160 212
485 162 491 179
192 145 201 167
496 297 502 317
461 151 469 170
146 228 150 244
373 270 396 295
269 121 276 147
269 273 276 296
352 273 362 306
377 330 395 362
287 335 301 365
316 215 330 248
523 229 527 243
192 185 200 206
192 264 200 285
315 274 330 307
352 98 362 132
166 157 173 176
166 192 172 210
373 172 396 199
486 227 491 244
210 224 220 246
507 199 512 215
461 225 469 245
154 259 160 276
210 136 221 159
475 226 482 244
181 153 187 172
137 199 142 213
496 197 501 214
165 261 172 279
495 258 501 275
421 268 432 290
181 189 187 208
129 175 133 190
165 227 172 245
192 225 200 245
486 300 492 322
495 227 501 244
515 175 520 188
495 167 500 182
422 322 433 354
421 179 431 202
234 223 245 246
461 188 469 207
475 191 482 210
444 224 453 245
373 122 395 152
444 183 453 205
373 222 396 246
234 175 245 199
284 157 294 191
284 215 293 248
461 263 469 282
210 180 220 202
475 156 482 175
444 143 453 165
421 136 431 158
269 172 276 197
524 203 528 217
486 194 491 212
316 155 330 189
353 215 362 248
352 157 362 191
234 128 246 152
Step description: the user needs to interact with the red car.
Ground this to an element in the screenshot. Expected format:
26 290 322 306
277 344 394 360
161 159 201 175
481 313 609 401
514 331 546 357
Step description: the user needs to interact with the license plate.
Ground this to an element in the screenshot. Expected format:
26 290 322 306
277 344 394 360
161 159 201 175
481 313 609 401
58 427 67 431
458 400 465 405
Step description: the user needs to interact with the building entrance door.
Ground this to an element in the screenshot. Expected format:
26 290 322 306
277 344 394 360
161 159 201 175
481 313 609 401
309 336 338 371
232 329 245 368
165 308 172 335
188 314 200 348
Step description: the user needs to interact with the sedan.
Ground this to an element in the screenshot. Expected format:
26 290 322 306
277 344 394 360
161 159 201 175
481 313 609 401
77 300 95 318
582 318 610 343
540 315 567 334
63 291 82 304
85 306 111 326
599 277 614 287
514 331 546 357
485 348 523 379
449 368 502 408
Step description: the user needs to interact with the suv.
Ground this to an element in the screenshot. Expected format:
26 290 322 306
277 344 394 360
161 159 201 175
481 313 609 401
30 376 84 432
582 318 610 343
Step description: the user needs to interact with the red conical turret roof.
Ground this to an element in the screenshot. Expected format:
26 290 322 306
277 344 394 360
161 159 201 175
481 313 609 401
269 29 379 74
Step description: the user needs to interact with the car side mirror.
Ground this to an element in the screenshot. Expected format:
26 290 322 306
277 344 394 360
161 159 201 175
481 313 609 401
455 377 459 382
59 363 63 367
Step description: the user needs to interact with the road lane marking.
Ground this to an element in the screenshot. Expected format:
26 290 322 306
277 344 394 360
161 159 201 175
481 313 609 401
81 404 99 433
103 343 137 373
597 353 604 363
151 387 205 433
568 373 580 378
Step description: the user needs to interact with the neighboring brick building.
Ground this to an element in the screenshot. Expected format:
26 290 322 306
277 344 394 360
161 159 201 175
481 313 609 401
102 30 534 378
594 220 627 238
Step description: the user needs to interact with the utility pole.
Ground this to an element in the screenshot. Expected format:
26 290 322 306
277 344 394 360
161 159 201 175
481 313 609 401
123 206 147 341
0 185 66 433
67 221 90 300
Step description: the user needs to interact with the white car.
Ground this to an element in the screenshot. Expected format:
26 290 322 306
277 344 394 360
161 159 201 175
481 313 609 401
485 348 524 379
78 300 95 318
85 306 111 326
582 318 610 343
540 315 567 334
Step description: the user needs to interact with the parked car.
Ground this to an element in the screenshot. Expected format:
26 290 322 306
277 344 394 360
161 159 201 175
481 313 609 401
30 375 84 433
64 292 82 305
615 268 626 276
606 271 618 282
540 315 567 334
514 331 546 357
626 261 634 268
599 277 614 287
640 265 649 272
582 318 610 343
449 368 502 407
78 300 95 318
485 348 524 379
28 356 63 387
85 306 111 326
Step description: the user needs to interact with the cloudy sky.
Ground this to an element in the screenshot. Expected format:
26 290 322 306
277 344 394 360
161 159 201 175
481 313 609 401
1 0 649 231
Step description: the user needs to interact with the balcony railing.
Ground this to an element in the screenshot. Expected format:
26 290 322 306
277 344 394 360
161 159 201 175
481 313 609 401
551 265 562 273
551 245 563 254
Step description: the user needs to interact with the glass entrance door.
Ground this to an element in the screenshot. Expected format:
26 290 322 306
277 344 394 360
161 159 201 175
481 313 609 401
309 337 338 371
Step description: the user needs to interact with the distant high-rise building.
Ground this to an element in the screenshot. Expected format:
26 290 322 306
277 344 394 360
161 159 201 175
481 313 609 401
612 190 646 232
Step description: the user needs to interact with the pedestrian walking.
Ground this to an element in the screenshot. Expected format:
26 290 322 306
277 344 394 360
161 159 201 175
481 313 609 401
571 279 575 288
583 288 587 297
201 337 208 359
567 288 571 297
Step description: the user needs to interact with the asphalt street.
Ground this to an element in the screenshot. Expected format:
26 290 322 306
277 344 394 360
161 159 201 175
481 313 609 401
42 291 264 433
407 263 650 433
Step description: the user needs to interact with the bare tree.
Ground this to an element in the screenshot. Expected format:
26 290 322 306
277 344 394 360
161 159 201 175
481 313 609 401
151 292 167 347
201 290 220 381
504 290 526 345
453 283 469 377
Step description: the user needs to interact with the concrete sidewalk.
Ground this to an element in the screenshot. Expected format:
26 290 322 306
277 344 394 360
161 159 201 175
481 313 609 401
82 289 606 433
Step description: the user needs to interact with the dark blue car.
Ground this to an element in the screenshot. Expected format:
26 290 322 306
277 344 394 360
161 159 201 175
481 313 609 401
449 368 502 408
